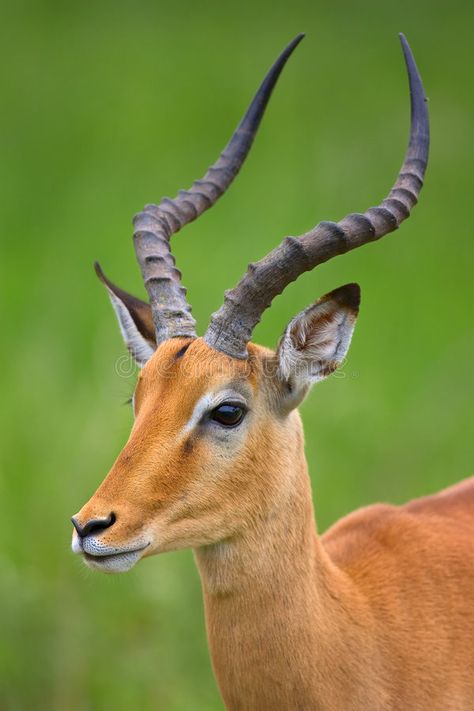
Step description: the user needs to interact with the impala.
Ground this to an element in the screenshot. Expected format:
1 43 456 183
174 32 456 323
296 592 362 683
72 34 474 710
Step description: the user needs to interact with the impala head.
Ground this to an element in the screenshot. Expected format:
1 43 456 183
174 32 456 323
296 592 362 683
72 33 429 573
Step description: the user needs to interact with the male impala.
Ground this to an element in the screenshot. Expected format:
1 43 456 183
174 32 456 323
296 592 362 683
72 34 474 709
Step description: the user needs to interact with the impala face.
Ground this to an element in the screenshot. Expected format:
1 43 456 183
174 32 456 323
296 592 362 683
72 339 274 572
72 287 360 573
71 34 427 573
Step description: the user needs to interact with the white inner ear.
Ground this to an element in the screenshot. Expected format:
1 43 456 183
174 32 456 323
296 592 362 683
106 288 155 366
278 299 357 390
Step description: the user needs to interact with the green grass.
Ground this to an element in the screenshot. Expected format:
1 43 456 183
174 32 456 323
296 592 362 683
1 1 473 708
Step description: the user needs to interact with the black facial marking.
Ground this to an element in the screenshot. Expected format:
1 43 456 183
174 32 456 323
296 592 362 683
182 436 194 455
174 343 191 361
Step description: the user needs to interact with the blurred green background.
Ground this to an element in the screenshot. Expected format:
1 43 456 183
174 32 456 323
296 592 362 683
1 0 473 708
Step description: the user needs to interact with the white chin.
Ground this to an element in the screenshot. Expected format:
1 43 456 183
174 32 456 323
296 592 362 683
83 549 142 574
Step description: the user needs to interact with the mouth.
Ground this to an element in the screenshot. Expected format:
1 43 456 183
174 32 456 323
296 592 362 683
83 546 148 573
73 535 150 574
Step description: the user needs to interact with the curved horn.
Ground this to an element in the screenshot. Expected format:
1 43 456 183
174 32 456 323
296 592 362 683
205 34 430 359
133 34 305 344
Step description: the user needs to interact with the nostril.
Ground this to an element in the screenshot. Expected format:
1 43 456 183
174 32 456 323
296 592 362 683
71 512 116 538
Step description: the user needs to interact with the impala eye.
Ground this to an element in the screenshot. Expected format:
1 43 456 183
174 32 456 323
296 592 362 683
210 403 246 428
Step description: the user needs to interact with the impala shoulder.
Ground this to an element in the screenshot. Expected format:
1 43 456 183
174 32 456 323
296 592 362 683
322 503 401 547
321 503 423 569
404 476 474 521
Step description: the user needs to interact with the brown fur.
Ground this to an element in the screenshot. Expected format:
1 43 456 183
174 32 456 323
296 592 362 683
74 338 474 710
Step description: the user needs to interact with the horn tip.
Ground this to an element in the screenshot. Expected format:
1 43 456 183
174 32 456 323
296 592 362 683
398 32 412 59
398 32 418 71
288 33 305 51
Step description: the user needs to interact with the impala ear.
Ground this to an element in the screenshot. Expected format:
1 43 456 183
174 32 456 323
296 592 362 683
276 283 360 409
95 262 156 366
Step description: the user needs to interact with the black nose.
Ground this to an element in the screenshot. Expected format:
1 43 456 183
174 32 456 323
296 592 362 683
71 512 116 538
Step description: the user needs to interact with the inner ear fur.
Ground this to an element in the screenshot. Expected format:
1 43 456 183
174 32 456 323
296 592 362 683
276 283 360 408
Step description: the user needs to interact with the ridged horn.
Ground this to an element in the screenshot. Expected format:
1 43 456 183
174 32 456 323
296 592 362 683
204 34 430 358
133 34 305 344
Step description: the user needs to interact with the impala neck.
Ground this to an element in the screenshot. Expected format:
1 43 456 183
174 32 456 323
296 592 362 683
194 416 376 711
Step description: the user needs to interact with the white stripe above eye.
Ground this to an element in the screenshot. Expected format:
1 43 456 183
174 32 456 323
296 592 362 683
181 389 247 435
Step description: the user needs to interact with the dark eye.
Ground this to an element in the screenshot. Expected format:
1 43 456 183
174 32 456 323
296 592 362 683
210 403 246 428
